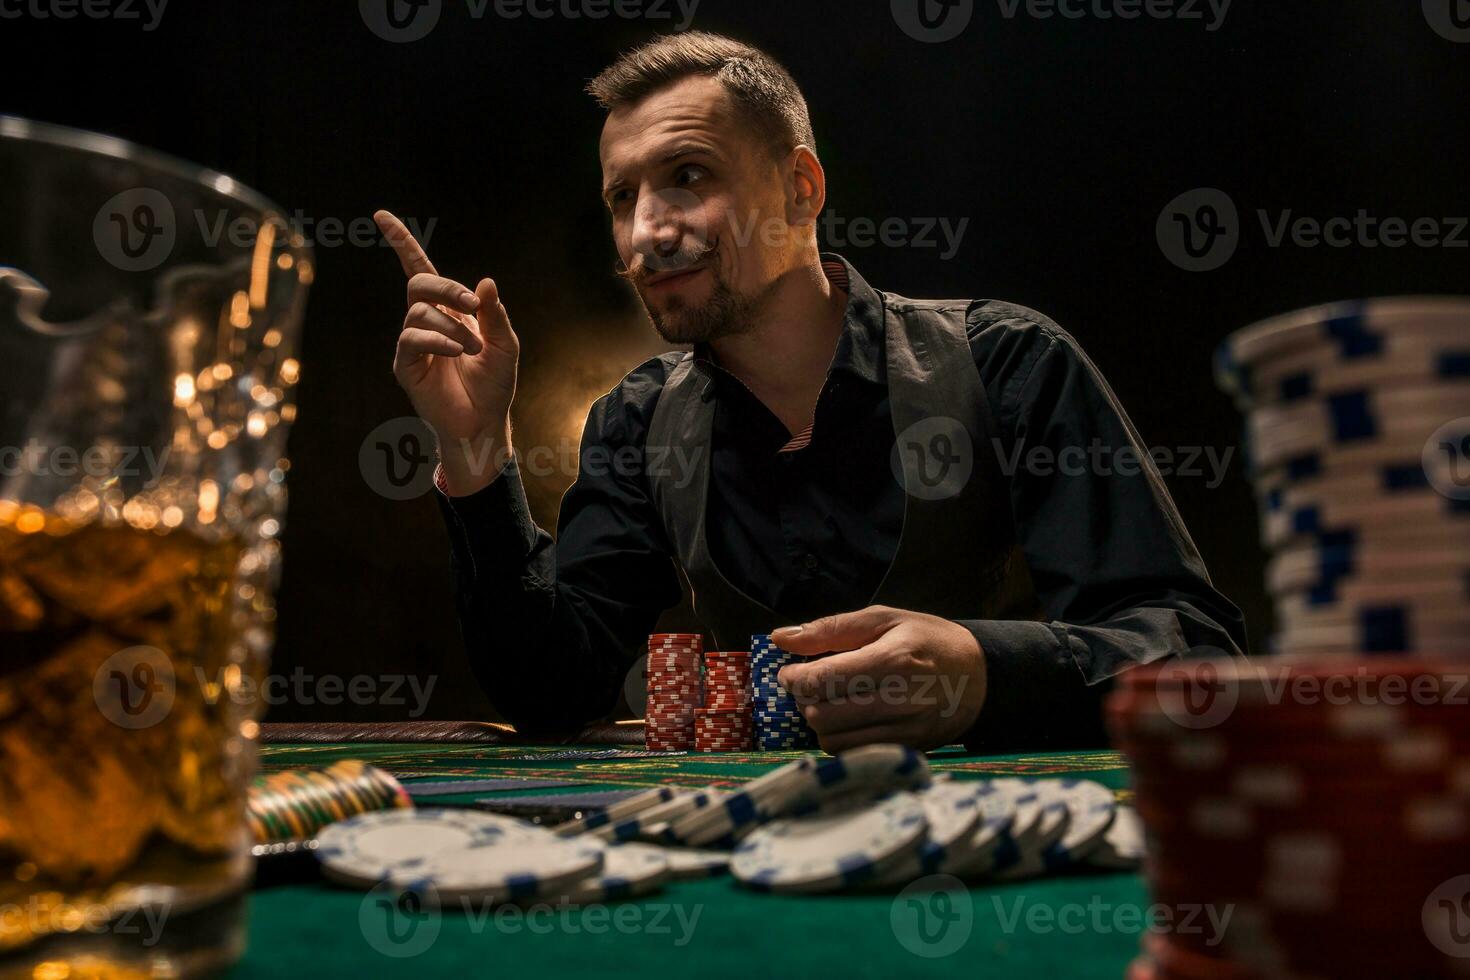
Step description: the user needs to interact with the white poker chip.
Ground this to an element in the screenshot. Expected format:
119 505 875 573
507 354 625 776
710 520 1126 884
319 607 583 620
593 789 727 843
868 779 1007 887
937 781 1018 877
990 780 1071 881
390 833 607 904
1033 780 1117 870
554 786 680 837
1219 297 1470 372
1085 805 1145 871
732 792 928 894
659 846 731 879
549 843 669 904
668 755 822 846
315 808 545 889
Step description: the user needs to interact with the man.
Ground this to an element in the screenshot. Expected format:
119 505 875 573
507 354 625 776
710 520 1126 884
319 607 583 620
375 32 1246 753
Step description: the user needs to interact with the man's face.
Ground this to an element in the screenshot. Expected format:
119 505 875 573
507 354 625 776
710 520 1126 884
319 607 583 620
600 75 791 344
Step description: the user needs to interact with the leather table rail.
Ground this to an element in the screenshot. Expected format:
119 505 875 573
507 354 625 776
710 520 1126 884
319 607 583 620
258 719 646 746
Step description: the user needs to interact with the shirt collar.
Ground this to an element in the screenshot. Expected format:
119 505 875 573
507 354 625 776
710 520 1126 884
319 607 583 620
691 252 886 385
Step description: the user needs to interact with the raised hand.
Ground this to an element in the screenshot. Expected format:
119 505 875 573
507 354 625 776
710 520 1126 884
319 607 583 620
376 210 518 496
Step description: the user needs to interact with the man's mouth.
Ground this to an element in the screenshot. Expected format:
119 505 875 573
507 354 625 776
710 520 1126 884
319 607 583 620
643 266 707 292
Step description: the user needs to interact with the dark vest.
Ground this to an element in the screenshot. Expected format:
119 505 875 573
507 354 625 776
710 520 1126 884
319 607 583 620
645 286 1043 650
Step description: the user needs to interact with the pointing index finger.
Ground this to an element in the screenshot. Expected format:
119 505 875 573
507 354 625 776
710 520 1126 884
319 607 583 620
375 209 437 278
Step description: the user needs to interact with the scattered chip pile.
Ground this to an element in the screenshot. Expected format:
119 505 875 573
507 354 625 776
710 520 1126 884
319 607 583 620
696 649 753 751
1110 658 1470 979
644 633 703 751
1215 297 1470 656
312 744 1139 907
247 760 409 848
750 633 818 750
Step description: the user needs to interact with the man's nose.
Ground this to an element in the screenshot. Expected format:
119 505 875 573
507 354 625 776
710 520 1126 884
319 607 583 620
629 192 690 261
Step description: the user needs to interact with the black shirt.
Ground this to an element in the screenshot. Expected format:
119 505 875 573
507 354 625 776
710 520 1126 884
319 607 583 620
436 255 1248 748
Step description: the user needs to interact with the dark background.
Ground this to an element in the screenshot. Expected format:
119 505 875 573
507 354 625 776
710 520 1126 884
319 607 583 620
4 1 1465 721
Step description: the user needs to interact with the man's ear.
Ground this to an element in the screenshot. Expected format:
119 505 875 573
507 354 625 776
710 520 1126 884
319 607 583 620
785 145 826 229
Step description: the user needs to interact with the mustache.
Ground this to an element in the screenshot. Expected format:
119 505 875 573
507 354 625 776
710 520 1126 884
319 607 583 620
616 239 719 286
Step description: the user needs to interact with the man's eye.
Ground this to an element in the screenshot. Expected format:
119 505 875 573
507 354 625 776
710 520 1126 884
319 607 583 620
675 165 708 186
609 189 633 209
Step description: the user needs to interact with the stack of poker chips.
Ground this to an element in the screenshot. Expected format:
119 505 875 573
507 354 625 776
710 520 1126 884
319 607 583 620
1109 658 1470 979
1215 297 1470 657
645 633 703 751
750 634 818 751
695 650 753 752
247 759 411 848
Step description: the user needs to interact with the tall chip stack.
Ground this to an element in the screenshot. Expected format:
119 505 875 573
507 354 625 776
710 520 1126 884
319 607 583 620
645 633 702 751
750 634 819 750
696 650 753 751
1214 297 1470 655
1110 298 1470 977
1110 659 1470 979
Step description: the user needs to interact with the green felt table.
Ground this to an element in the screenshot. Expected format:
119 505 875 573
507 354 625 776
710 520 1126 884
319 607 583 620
229 743 1147 979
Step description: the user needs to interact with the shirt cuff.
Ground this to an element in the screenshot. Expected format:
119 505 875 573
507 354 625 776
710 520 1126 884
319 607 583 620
955 619 1098 752
435 457 539 582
